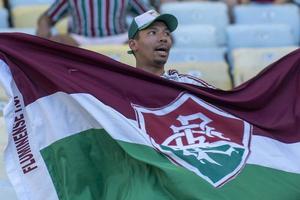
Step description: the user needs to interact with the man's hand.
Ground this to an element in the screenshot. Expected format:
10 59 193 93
36 14 52 38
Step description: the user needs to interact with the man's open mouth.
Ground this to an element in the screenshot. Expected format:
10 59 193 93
154 46 169 56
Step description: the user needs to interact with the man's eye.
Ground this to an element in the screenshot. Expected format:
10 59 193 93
165 32 170 36
149 31 156 35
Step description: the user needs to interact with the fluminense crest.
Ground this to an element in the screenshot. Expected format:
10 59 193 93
132 93 252 187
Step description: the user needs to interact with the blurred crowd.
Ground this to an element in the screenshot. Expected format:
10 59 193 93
0 0 294 47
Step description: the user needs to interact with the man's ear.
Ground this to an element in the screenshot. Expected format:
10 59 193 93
128 39 138 53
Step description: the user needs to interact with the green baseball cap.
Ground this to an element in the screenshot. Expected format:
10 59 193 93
128 9 178 40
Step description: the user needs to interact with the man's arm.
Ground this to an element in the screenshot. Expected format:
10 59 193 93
36 0 69 38
36 14 52 38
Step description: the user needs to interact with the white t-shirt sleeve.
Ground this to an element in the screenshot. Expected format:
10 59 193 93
177 74 216 88
163 69 216 88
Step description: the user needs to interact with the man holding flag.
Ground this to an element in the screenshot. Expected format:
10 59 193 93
0 9 299 200
127 9 212 87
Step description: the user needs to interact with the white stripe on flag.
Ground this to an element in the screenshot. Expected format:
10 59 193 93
247 135 300 174
25 92 152 150
27 92 300 175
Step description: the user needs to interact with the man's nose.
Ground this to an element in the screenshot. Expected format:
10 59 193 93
159 33 168 42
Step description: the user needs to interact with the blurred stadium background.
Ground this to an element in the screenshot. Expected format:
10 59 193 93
1 0 300 198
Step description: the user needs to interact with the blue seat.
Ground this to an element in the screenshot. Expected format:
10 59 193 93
233 4 300 44
160 1 229 46
168 47 227 63
0 8 8 28
173 25 218 49
227 24 296 50
226 24 296 81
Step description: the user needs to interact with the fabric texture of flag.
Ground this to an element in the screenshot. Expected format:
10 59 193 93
0 33 299 200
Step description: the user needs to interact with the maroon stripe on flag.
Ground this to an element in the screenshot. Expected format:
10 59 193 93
0 33 299 144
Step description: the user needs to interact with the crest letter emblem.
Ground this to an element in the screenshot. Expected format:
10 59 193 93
133 93 252 187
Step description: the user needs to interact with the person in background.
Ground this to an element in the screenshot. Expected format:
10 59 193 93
128 10 213 88
37 0 151 46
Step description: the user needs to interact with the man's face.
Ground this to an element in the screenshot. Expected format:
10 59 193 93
130 21 173 67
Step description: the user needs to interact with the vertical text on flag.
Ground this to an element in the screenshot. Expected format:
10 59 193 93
12 96 37 174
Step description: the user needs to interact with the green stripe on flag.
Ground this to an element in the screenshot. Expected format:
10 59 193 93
161 144 245 184
41 129 300 200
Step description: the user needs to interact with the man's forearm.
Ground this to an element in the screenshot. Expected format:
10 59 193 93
36 14 52 38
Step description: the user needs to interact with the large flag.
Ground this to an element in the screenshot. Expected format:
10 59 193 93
0 33 299 200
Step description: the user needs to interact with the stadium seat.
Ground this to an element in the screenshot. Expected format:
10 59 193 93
11 4 66 34
168 47 226 63
160 1 229 46
226 24 296 76
226 23 296 71
233 4 300 44
11 5 49 28
227 24 295 50
9 0 54 8
81 44 136 67
165 61 231 90
173 25 218 49
12 4 68 34
232 46 298 86
170 25 225 63
0 8 9 28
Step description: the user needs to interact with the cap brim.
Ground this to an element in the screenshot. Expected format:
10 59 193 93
140 13 178 33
